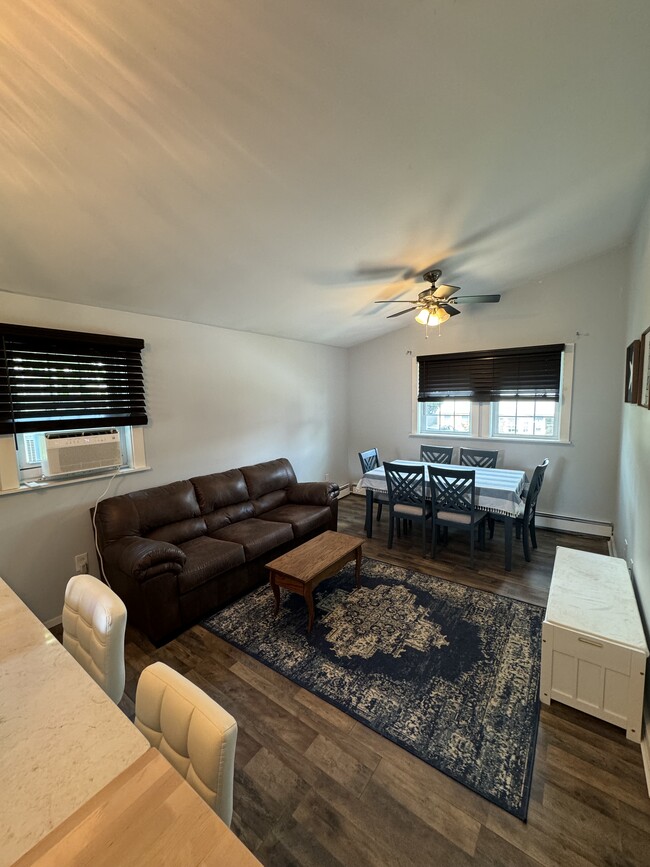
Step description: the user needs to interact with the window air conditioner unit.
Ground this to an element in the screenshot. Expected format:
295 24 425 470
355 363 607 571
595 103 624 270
41 429 123 479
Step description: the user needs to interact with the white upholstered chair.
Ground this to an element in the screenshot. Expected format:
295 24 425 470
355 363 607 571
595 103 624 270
62 573 127 704
134 661 238 826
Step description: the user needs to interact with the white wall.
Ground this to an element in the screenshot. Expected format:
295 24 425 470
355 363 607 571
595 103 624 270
616 193 650 683
348 246 629 525
0 291 349 623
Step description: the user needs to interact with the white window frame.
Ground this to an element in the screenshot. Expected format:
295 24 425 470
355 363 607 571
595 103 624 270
489 397 560 440
411 343 574 444
417 398 476 437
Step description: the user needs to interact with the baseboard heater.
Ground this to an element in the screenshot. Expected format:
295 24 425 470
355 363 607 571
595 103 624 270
535 512 612 538
41 429 122 479
337 483 351 498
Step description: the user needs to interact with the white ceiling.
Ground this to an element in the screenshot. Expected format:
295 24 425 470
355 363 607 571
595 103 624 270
1 1 650 347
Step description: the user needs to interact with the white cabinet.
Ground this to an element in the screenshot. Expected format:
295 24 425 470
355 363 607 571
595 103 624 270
540 547 648 742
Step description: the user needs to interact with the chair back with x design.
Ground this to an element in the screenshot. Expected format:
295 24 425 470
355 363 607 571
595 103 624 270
428 466 485 567
383 462 431 555
384 463 426 509
459 447 498 468
428 467 477 516
359 448 388 533
358 448 380 473
420 444 454 464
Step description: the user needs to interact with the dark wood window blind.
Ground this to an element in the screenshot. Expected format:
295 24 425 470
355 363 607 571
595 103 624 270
417 344 564 402
0 323 147 434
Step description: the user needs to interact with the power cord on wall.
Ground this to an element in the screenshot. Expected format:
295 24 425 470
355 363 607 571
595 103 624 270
92 469 120 588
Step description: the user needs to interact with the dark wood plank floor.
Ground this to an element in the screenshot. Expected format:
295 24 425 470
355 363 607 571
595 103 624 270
118 495 649 866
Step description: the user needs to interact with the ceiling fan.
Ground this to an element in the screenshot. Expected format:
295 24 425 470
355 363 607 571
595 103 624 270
375 269 501 330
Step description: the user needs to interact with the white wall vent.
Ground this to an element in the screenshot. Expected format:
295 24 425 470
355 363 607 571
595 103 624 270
41 429 122 478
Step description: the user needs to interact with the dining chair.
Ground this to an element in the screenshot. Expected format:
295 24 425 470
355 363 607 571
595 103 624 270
459 447 499 468
420 444 454 464
427 466 487 568
135 661 238 826
384 462 432 556
359 448 389 525
62 573 127 704
517 458 550 561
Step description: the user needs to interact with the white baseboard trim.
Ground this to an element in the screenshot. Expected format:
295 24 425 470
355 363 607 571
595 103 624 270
44 614 62 629
641 709 650 798
337 483 351 498
535 513 612 538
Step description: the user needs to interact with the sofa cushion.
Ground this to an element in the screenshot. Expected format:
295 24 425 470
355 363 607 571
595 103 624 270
240 458 297 500
210 518 293 561
177 537 246 594
259 504 333 538
148 516 208 545
191 469 256 532
130 481 206 545
96 480 205 546
191 469 249 512
252 489 288 516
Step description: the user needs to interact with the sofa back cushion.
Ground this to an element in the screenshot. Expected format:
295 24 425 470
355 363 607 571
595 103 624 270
96 481 207 547
240 458 296 515
191 469 255 532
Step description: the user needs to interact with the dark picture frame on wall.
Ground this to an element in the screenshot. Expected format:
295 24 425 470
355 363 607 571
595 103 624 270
625 340 641 404
639 327 650 409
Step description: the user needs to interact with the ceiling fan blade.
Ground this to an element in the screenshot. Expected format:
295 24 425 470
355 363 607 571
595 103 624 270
356 265 414 282
433 283 461 301
453 294 501 304
387 307 417 319
315 264 415 286
439 303 462 317
374 299 420 304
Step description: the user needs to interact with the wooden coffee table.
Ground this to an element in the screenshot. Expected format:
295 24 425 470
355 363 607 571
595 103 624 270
266 531 363 632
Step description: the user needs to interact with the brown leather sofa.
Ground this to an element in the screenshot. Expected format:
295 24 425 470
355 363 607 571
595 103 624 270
94 458 339 645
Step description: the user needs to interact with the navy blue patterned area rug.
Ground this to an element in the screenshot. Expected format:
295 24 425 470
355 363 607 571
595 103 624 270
202 558 543 819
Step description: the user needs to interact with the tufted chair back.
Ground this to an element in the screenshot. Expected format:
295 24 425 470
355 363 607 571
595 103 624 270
134 661 238 826
62 573 127 704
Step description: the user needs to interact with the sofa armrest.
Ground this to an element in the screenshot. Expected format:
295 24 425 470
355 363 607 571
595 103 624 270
103 537 186 583
287 481 339 506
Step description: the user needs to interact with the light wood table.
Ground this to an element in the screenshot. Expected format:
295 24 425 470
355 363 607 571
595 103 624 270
266 530 363 631
0 577 149 866
14 748 261 866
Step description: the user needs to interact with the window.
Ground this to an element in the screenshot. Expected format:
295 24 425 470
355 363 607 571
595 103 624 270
419 399 472 435
0 323 148 491
414 343 573 443
491 399 559 438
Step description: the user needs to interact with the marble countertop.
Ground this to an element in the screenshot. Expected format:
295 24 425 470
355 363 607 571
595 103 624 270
545 547 649 654
0 577 149 865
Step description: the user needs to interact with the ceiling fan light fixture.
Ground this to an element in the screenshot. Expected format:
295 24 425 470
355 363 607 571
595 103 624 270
415 306 450 326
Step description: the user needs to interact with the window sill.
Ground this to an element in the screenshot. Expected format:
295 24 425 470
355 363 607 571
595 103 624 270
410 432 572 446
0 465 151 497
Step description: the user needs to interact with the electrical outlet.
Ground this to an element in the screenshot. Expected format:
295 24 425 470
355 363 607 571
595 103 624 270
74 552 88 574
324 473 329 482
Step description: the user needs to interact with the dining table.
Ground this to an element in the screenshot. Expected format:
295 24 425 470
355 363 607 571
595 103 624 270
356 459 528 571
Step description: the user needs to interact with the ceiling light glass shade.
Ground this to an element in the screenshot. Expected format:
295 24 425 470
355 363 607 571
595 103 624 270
415 306 451 326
